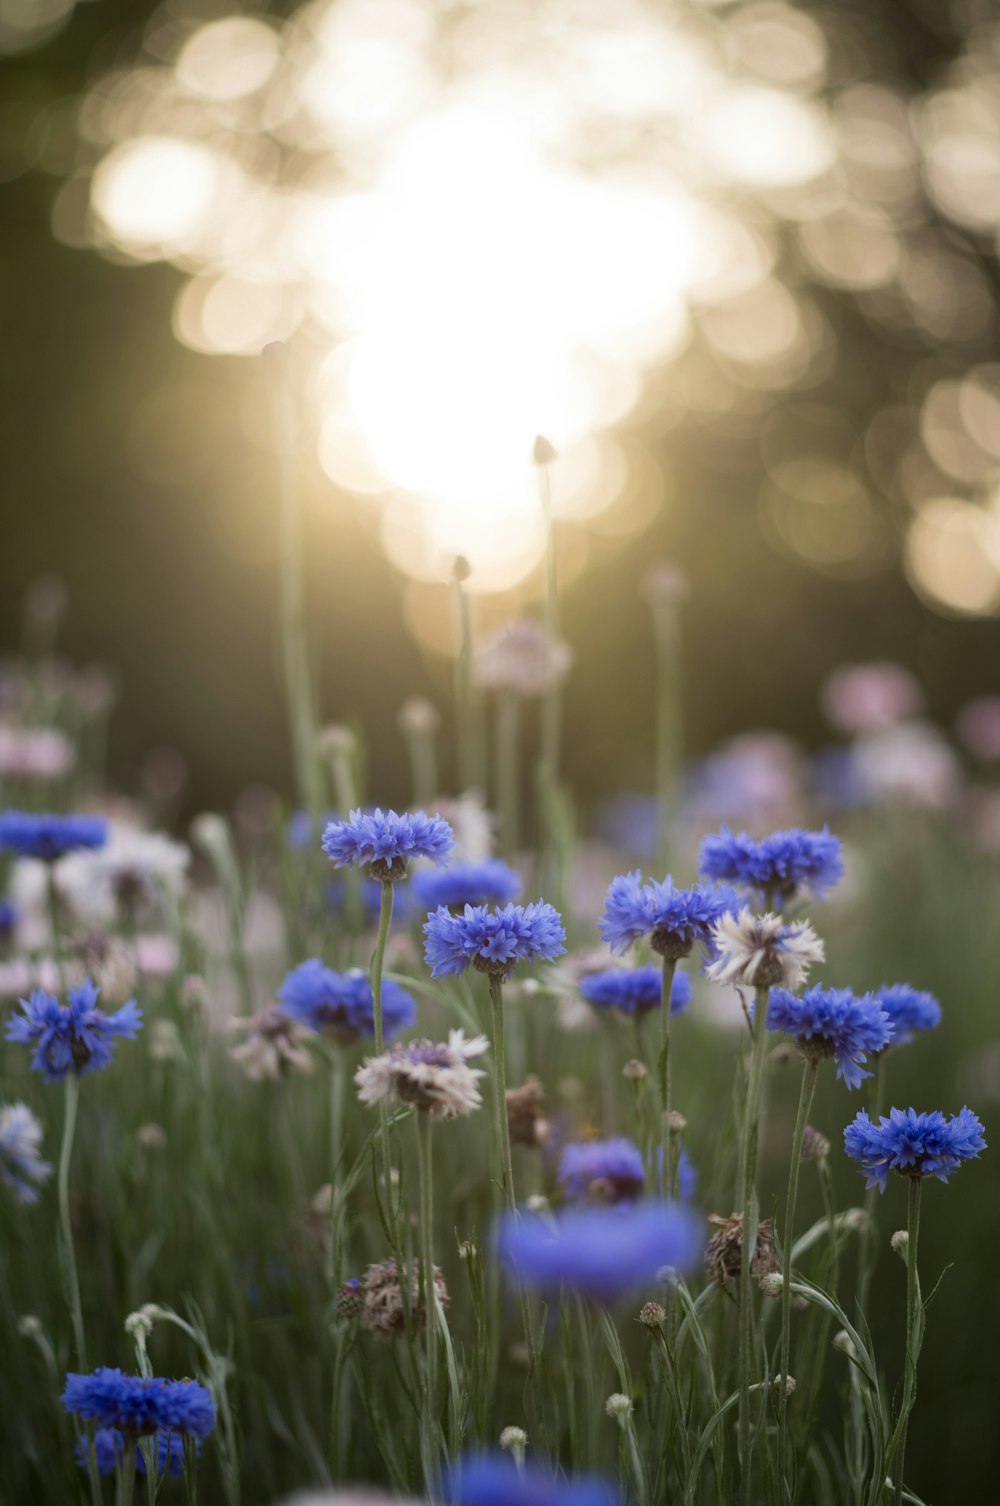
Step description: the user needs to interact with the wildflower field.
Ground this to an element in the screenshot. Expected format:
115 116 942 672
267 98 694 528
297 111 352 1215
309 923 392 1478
2 562 998 1506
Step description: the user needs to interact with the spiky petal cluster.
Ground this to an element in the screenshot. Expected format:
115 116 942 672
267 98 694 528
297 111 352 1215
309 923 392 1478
355 1030 489 1118
599 872 739 959
76 1429 190 1478
699 825 843 900
559 1138 646 1204
579 965 691 1018
443 1452 620 1506
321 808 454 881
0 1102 52 1203
6 981 142 1083
767 986 893 1089
876 983 942 1047
62 1369 216 1439
0 811 108 862
705 909 824 992
412 859 521 913
278 960 415 1042
496 1201 703 1301
228 1004 314 1082
423 901 566 980
843 1106 986 1192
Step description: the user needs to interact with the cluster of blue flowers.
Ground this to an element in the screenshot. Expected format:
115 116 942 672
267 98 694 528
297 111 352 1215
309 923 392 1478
424 901 566 980
844 1106 986 1191
876 983 942 1046
698 823 843 900
599 872 738 959
0 811 108 862
444 1453 620 1506
278 960 415 1042
6 981 142 1083
62 1369 216 1439
76 1429 189 1478
767 985 893 1088
412 858 521 912
322 807 454 880
496 1201 703 1301
579 965 691 1018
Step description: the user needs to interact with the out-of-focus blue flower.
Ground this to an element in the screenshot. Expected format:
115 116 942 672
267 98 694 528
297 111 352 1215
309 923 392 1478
844 1106 986 1192
699 825 843 900
599 872 739 959
0 811 108 862
579 965 691 1018
496 1201 703 1301
0 1102 52 1203
286 810 338 851
278 961 415 1042
767 986 892 1090
6 981 142 1083
445 1453 620 1506
424 901 565 980
326 876 416 923
63 1369 216 1439
810 748 866 811
75 1428 191 1477
322 808 453 880
654 1145 698 1202
592 794 661 859
559 1137 645 1204
0 898 17 941
876 984 942 1047
412 859 521 912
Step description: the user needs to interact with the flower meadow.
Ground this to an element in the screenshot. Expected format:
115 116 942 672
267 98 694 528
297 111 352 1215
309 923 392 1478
0 566 997 1506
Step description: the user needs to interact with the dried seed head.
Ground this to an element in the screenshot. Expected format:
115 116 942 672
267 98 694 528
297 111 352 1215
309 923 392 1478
361 1259 449 1338
801 1125 831 1164
890 1229 909 1262
705 1213 779 1288
667 1110 687 1136
506 1076 548 1148
622 1059 647 1082
759 1272 784 1298
638 1301 665 1329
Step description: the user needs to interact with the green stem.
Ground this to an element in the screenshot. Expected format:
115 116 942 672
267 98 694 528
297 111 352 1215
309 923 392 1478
58 1075 87 1368
658 957 678 1198
778 1059 818 1489
370 881 397 1219
46 865 65 990
415 1109 439 1488
737 988 771 1506
892 1178 923 1506
651 591 683 878
488 976 516 1212
119 1435 136 1506
855 1056 885 1317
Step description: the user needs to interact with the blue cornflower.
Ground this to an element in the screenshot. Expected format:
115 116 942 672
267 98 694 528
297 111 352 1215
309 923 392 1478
599 872 739 959
286 809 338 850
496 1201 703 1301
278 960 415 1042
0 1102 52 1204
424 901 566 980
767 986 892 1089
322 807 454 881
559 1138 645 1204
579 965 691 1018
0 898 17 941
445 1453 620 1506
0 811 108 862
876 983 942 1048
844 1106 986 1192
699 824 843 901
412 859 521 912
76 1428 190 1477
63 1369 216 1438
653 1145 698 1202
6 981 142 1083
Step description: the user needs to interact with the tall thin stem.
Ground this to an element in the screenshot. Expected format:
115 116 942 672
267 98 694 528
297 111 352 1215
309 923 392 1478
46 865 65 990
777 1058 818 1488
892 1178 923 1506
58 1075 87 1368
855 1055 885 1317
452 564 484 794
650 587 683 878
658 957 678 1198
487 975 516 1212
369 881 397 1219
415 1109 439 1487
737 987 771 1506
265 343 322 817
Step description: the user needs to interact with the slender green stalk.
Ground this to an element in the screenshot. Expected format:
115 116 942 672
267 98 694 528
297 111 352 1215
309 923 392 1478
46 865 65 989
265 342 322 817
415 1109 439 1486
737 988 771 1506
58 1075 87 1368
119 1437 136 1506
777 1059 818 1488
452 563 484 793
652 1325 692 1478
855 1056 885 1317
370 882 397 1218
487 976 516 1212
891 1178 923 1506
495 691 521 860
649 582 683 878
658 957 678 1198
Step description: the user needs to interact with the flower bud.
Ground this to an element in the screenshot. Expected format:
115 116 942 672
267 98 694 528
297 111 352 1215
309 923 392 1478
125 1309 155 1340
499 1425 527 1451
759 1272 784 1298
605 1392 633 1420
532 435 558 466
638 1301 665 1329
890 1229 909 1262
18 1315 41 1338
622 1059 647 1082
667 1109 687 1135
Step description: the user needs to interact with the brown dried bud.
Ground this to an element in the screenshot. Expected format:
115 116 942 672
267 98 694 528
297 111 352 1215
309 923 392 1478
667 1110 687 1136
638 1301 665 1329
362 1259 449 1338
801 1125 830 1164
705 1213 779 1289
506 1076 548 1148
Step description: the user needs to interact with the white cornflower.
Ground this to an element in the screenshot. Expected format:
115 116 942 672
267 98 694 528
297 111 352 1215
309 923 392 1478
433 792 494 862
474 618 573 698
0 726 74 780
0 1103 53 1205
705 908 824 992
59 825 189 922
229 1004 315 1082
355 1029 488 1118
